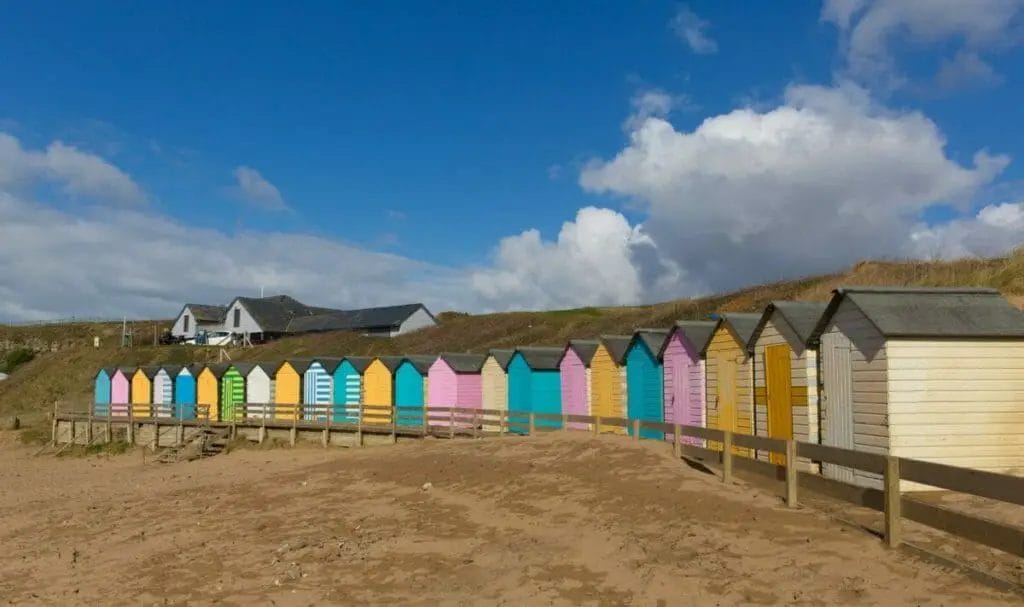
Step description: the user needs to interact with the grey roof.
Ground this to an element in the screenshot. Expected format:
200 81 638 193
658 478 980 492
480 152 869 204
749 301 829 348
205 363 231 378
249 362 277 377
659 321 717 359
158 364 184 376
486 349 515 370
342 356 373 373
312 357 344 374
286 358 313 375
115 366 136 377
185 304 227 322
630 329 670 357
237 295 318 333
102 366 118 377
138 366 160 380
285 303 431 333
401 355 437 374
809 287 1024 341
377 356 405 372
600 335 633 365
229 362 256 376
439 353 486 373
703 313 762 353
515 347 564 370
561 340 601 367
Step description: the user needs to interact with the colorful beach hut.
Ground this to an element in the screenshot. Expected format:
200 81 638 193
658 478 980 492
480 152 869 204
153 365 178 418
591 336 630 433
174 365 198 420
808 287 1024 490
131 367 157 418
94 368 113 416
111 368 132 417
659 321 717 444
363 357 402 424
481 349 513 431
303 358 339 421
221 363 252 422
334 357 372 422
244 363 274 418
559 340 599 429
507 347 563 431
274 360 306 420
626 330 669 439
428 354 484 427
749 302 827 468
197 363 228 421
394 355 435 426
703 313 761 456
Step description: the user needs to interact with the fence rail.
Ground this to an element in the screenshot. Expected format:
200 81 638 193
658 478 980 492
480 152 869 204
52 403 1024 559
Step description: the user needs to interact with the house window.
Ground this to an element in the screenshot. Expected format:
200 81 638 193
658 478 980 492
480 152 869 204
233 308 241 328
183 315 190 332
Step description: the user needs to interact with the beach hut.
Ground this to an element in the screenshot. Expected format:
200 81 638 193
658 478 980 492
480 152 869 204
131 367 158 418
174 365 198 420
94 368 113 416
625 330 670 439
334 357 372 422
659 321 717 444
748 302 827 468
590 336 630 434
428 354 485 428
394 355 435 426
507 347 563 431
303 358 340 421
703 313 761 456
363 357 402 424
152 366 178 418
481 349 514 432
111 368 132 417
274 360 306 420
559 340 599 429
244 363 274 418
221 363 252 422
197 364 228 421
808 287 1024 489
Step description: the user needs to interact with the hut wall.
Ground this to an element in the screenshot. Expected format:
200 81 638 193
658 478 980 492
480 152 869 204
532 369 562 429
94 371 111 416
705 326 753 456
590 345 625 434
246 367 272 418
394 361 425 426
480 357 507 432
303 362 332 420
363 360 394 424
274 364 301 420
662 333 705 445
455 372 482 409
427 359 457 427
222 367 246 422
626 342 663 439
153 370 174 418
507 354 532 433
333 362 362 422
559 349 589 429
131 372 152 418
197 369 220 421
174 370 196 420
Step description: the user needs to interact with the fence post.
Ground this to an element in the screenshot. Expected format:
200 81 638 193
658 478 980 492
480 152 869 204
499 410 506 436
391 405 398 444
323 404 331 448
529 412 536 435
86 411 94 445
357 404 364 447
152 419 160 451
127 405 135 445
593 415 601 435
561 413 568 429
422 404 429 437
290 407 297 447
673 424 682 459
632 419 640 440
258 410 266 445
51 401 58 446
722 431 733 484
449 408 455 439
884 455 902 548
785 440 798 508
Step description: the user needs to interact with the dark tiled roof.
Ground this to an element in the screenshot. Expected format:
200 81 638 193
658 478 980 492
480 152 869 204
237 295 318 333
750 301 828 348
230 362 255 376
515 347 564 370
600 335 632 365
137 366 160 380
439 353 486 373
204 363 231 379
250 362 278 377
810 287 1024 341
158 364 184 376
660 321 717 359
185 304 227 322
285 303 430 333
712 313 762 351
102 366 117 377
561 339 600 367
342 356 373 373
630 329 670 357
286 359 313 375
312 357 344 374
401 355 437 374
487 349 515 370
376 356 405 372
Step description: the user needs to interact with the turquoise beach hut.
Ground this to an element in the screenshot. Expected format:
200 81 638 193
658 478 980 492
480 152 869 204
94 368 113 416
174 365 199 420
394 355 436 426
507 347 564 432
333 356 372 422
626 329 670 439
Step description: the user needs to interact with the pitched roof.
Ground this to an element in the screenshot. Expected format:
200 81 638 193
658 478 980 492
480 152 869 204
659 321 717 359
158 364 184 376
701 313 762 354
630 329 670 357
136 366 160 380
401 355 437 374
312 357 344 374
342 356 373 373
230 362 256 376
116 366 136 377
486 349 515 370
809 287 1024 341
184 304 227 322
439 353 486 373
514 347 564 370
236 295 321 333
102 366 117 377
749 301 829 348
286 358 313 375
600 335 633 364
377 356 405 372
204 363 231 378
285 303 431 333
561 339 601 367
249 362 277 377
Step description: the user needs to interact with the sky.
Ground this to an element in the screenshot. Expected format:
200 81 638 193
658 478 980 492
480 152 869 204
2 0 1024 321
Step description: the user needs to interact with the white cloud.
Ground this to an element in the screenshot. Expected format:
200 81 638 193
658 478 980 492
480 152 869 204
0 133 145 205
910 202 1024 259
580 83 1009 294
470 207 682 311
671 5 718 54
823 0 1024 90
935 50 1003 90
232 165 289 211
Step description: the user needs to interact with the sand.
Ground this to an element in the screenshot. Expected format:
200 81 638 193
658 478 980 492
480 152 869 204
0 430 1018 606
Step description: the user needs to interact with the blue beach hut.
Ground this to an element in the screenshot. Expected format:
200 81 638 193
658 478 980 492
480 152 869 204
626 329 670 439
94 368 113 416
394 355 435 426
333 357 372 422
303 358 340 420
507 347 563 432
174 365 199 420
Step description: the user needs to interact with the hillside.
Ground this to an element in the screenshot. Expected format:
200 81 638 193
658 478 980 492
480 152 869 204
3 252 1024 428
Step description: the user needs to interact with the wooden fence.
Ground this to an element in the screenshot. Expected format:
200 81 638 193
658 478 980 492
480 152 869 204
53 403 1024 560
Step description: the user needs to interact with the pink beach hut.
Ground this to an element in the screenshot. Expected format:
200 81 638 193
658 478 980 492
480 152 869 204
558 340 600 429
427 354 485 428
110 367 133 417
658 321 717 444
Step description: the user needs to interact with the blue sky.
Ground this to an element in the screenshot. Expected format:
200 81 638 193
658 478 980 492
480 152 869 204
2 1 1024 320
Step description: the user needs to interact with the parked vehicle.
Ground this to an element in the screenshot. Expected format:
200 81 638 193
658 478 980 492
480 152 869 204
186 330 233 346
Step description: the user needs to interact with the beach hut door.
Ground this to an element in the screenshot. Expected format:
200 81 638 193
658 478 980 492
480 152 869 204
765 344 793 465
821 333 855 484
717 355 737 434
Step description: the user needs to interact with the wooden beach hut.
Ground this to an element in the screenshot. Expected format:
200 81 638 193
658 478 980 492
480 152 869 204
197 364 228 421
111 368 132 417
244 363 274 418
334 357 372 422
94 368 113 417
174 365 198 420
153 366 178 418
303 358 340 421
394 355 435 426
625 330 669 439
559 340 599 429
428 354 484 427
703 313 761 456
131 367 158 418
591 336 630 433
362 357 402 423
507 347 563 431
659 321 717 444
808 287 1024 489
273 360 305 420
481 349 514 431
221 363 252 422
749 302 827 468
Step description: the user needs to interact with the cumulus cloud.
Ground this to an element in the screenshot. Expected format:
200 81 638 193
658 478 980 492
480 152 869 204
823 0 1024 90
910 202 1024 259
470 207 682 311
580 83 1009 294
671 4 718 54
0 132 145 205
232 165 289 211
935 50 1004 91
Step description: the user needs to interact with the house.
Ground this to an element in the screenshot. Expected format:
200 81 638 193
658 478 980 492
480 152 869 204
508 347 563 431
363 357 403 424
111 368 132 417
394 355 436 426
244 363 275 418
274 360 305 420
427 354 485 428
659 321 717 444
169 295 436 341
153 366 178 418
591 336 631 434
809 287 1024 489
625 329 670 439
94 368 112 416
703 313 761 456
222 363 252 422
174 366 198 420
303 358 340 421
481 349 514 432
558 340 600 429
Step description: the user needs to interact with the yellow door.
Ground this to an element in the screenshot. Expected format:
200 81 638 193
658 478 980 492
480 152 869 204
274 365 300 420
131 372 152 418
363 361 392 424
765 344 793 465
197 370 219 421
717 355 736 433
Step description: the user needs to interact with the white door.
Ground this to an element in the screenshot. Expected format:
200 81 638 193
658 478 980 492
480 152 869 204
821 331 855 484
